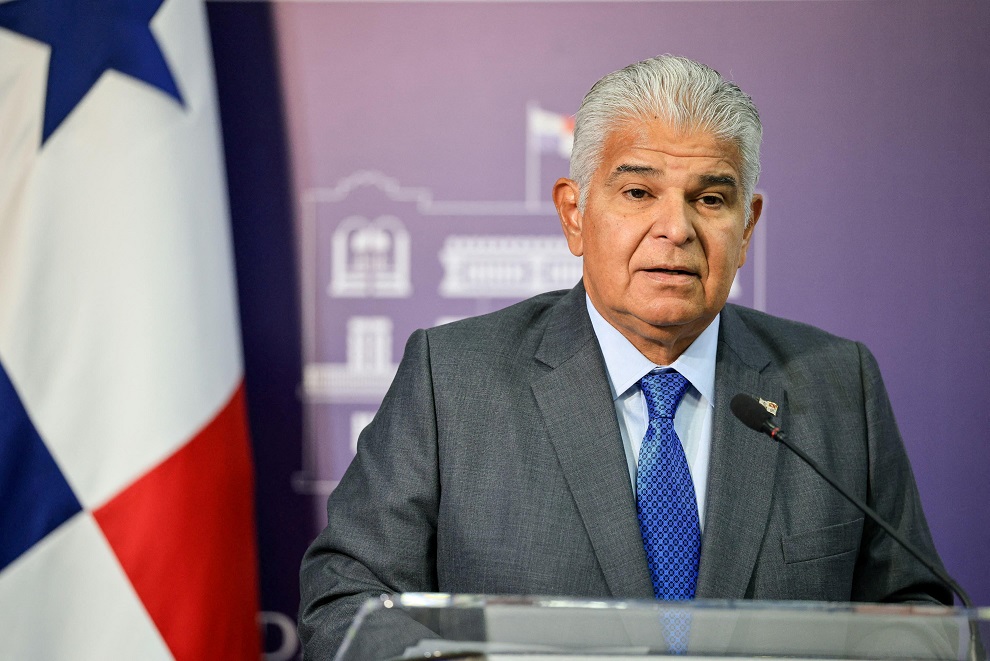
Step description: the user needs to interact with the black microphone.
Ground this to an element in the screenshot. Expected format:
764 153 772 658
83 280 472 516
730 393 984 661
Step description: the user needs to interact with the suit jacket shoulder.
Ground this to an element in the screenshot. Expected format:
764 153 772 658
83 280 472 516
721 303 859 363
424 285 592 370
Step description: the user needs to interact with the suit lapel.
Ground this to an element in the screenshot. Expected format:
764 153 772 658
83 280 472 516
695 305 785 598
531 284 656 599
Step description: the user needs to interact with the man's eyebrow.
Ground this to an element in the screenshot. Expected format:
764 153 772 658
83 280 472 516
699 173 738 188
605 164 661 185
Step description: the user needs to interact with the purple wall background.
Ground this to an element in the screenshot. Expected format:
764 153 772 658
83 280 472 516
212 1 989 657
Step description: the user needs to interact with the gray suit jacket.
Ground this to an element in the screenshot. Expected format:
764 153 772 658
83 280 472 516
299 282 950 658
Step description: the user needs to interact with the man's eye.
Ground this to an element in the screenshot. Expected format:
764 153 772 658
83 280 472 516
699 194 723 206
625 188 649 200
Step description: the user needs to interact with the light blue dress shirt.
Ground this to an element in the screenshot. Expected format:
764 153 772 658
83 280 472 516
586 295 718 531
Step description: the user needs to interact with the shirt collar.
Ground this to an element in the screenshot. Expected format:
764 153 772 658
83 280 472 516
586 294 718 406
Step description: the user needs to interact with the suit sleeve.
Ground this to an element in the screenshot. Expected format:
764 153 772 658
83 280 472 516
850 342 953 605
298 328 442 658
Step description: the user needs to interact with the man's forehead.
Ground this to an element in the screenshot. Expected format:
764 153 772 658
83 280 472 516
600 118 742 173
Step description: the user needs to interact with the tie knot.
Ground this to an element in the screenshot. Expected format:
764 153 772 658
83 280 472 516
640 371 689 419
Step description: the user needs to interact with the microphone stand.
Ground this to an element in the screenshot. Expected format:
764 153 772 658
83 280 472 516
731 394 985 661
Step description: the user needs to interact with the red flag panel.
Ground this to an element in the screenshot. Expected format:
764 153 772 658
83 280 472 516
94 384 260 661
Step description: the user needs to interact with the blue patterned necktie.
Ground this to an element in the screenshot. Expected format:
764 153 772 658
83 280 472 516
637 370 701 602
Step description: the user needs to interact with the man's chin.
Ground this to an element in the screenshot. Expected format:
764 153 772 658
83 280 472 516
637 304 711 331
622 306 715 339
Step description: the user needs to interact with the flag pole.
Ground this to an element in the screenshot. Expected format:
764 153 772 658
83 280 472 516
525 101 540 211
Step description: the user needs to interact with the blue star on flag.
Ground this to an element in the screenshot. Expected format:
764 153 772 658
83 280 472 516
0 0 184 145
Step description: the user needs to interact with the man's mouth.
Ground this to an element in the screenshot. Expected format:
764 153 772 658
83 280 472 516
646 267 696 277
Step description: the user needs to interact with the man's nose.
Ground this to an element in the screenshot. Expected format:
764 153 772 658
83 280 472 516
649 195 696 245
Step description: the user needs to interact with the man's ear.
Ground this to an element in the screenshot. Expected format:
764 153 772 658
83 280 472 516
737 193 763 268
553 178 584 257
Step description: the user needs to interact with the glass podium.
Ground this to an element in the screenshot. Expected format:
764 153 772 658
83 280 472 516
336 593 989 661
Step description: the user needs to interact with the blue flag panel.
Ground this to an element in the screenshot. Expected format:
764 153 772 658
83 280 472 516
0 360 82 571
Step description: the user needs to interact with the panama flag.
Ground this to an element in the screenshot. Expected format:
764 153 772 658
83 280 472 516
0 0 260 658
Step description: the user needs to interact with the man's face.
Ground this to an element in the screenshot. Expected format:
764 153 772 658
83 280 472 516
554 118 762 363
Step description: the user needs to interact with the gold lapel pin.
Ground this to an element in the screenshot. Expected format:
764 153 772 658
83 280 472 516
759 398 779 416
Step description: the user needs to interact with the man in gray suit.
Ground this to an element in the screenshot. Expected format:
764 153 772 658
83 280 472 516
299 55 950 658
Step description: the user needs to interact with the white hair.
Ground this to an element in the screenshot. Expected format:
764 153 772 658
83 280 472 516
570 55 763 222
